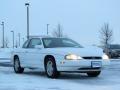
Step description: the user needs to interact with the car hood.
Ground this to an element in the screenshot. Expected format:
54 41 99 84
44 47 103 57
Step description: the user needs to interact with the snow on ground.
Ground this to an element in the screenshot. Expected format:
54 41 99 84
0 60 120 90
0 48 13 60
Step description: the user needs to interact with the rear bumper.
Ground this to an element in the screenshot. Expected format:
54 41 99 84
56 59 110 72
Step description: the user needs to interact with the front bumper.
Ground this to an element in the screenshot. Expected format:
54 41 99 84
56 59 110 72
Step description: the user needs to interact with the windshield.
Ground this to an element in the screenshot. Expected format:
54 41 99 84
42 38 83 48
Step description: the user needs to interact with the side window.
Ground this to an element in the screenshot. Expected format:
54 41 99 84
22 40 30 48
28 38 41 48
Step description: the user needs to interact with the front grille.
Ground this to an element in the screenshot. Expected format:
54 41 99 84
82 57 102 59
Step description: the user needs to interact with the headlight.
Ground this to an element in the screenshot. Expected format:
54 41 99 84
65 54 83 60
102 54 109 60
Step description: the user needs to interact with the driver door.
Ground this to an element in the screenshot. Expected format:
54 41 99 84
25 38 43 68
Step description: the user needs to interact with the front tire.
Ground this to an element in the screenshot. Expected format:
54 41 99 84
87 71 101 77
45 57 59 78
14 56 24 74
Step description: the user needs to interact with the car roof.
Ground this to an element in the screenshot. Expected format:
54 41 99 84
29 35 66 39
29 35 51 38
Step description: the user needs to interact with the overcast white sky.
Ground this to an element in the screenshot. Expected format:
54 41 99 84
0 0 120 47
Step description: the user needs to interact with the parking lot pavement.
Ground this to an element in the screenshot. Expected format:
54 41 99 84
0 60 120 90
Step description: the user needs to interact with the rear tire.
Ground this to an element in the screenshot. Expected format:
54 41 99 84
45 57 59 78
14 56 24 74
87 71 101 77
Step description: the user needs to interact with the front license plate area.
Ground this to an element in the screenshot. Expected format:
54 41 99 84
91 61 102 68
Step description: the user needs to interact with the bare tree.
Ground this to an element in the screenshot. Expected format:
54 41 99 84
99 23 113 53
4 37 9 48
52 23 64 37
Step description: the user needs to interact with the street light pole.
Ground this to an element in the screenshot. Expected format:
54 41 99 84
18 33 20 47
47 24 49 35
11 31 14 48
1 22 5 48
25 3 30 40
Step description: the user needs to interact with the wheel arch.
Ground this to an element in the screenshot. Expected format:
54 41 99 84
11 55 19 65
44 55 56 67
44 55 55 62
13 55 19 60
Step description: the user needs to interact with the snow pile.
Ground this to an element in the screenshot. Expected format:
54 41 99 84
0 48 13 60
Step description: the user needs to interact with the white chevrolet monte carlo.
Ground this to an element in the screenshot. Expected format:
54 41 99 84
11 36 110 78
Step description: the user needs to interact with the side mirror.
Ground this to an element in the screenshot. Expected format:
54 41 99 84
34 45 43 49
